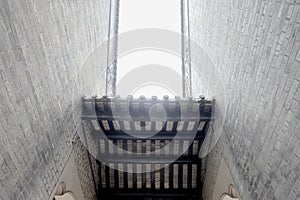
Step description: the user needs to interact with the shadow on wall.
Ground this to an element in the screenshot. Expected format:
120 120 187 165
189 39 228 159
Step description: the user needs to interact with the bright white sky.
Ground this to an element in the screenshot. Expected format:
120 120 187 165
116 0 182 98
118 0 181 33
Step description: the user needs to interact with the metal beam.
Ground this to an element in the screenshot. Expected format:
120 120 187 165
181 0 192 98
106 0 120 97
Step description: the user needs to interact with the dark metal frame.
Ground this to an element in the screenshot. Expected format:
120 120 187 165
82 96 212 200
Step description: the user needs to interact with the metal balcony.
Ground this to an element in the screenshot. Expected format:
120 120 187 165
82 95 213 200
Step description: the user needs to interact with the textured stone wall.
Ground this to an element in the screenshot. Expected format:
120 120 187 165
0 0 111 199
189 0 300 199
73 130 99 200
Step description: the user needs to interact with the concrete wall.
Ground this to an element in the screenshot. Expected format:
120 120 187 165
189 0 300 199
73 134 99 200
0 0 111 199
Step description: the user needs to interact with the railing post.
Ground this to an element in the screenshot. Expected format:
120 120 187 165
181 0 192 98
106 0 120 97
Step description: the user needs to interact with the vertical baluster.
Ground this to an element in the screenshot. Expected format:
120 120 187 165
118 164 124 188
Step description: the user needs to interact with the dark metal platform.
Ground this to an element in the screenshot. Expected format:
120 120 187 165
82 96 213 200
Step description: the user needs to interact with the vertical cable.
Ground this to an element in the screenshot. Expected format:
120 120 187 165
181 0 186 98
187 0 192 97
105 0 120 96
181 0 193 97
105 0 112 96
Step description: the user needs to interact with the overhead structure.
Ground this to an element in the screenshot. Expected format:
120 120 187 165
82 95 213 200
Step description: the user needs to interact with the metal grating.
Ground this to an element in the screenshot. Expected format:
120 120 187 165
82 96 212 200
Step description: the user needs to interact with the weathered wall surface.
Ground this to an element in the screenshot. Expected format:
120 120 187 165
73 134 99 200
189 0 300 199
0 0 111 199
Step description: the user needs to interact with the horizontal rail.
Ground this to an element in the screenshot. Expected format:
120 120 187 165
98 155 200 164
101 191 198 197
82 115 212 121
89 131 205 140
